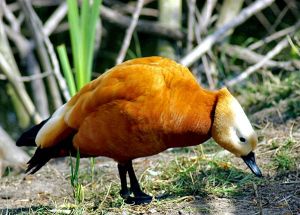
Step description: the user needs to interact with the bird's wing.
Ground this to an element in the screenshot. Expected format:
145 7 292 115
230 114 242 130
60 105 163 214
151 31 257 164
65 56 196 128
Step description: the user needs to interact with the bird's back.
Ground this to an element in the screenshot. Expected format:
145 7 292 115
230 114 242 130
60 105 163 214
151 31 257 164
65 56 198 126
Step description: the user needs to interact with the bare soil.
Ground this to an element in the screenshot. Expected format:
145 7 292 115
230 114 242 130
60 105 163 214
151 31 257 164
0 121 299 215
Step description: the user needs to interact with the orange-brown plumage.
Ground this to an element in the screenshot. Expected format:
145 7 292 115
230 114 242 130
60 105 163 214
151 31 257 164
37 56 217 162
17 56 261 204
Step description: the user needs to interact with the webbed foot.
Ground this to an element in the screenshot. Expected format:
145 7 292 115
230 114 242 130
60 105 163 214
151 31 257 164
124 193 152 205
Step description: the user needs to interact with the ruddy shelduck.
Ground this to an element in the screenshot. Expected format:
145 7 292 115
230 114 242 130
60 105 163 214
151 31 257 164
17 56 262 204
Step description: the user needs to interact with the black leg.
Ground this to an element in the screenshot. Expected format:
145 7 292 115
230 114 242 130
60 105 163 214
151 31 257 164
117 161 152 205
126 161 152 204
117 163 130 199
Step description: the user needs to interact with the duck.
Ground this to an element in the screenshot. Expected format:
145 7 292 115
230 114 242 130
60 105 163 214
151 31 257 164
17 56 262 204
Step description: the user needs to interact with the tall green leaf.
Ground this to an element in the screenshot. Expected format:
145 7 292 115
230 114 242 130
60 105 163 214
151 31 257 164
66 0 82 89
84 0 101 84
57 45 76 96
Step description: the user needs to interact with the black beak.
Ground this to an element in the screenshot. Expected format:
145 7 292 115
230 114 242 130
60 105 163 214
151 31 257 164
241 152 262 177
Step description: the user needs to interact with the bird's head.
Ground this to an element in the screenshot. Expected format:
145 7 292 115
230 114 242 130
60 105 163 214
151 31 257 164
211 88 262 177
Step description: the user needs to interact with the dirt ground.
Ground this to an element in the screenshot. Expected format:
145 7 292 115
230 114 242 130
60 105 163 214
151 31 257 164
0 121 299 215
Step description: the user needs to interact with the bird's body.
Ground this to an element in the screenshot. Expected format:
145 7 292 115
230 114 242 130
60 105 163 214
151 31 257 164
17 56 262 204
35 57 217 162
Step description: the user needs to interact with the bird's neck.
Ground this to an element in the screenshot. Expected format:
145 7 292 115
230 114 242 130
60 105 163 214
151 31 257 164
163 87 218 148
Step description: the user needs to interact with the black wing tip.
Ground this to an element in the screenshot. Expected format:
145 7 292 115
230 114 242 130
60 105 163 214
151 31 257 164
16 136 35 147
16 118 50 147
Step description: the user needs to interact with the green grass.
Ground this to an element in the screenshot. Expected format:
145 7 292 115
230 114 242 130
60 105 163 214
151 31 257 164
274 151 295 171
126 32 142 59
144 154 261 198
57 45 76 96
70 150 84 204
58 0 102 91
272 138 297 172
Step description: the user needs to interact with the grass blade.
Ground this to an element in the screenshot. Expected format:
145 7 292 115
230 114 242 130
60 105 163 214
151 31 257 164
57 45 76 96
75 149 80 185
85 0 102 84
80 0 90 85
69 154 75 187
66 0 82 90
134 32 142 58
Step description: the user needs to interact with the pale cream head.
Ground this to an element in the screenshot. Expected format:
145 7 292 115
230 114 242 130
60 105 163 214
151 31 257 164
212 88 258 157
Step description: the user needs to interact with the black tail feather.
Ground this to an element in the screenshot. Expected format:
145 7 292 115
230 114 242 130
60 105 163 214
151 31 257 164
26 147 52 174
16 118 49 147
25 132 76 174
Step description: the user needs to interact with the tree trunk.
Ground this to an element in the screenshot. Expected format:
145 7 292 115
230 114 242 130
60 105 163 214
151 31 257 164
158 0 182 59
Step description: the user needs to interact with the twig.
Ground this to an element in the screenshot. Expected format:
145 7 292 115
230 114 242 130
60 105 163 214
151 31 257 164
180 0 275 67
43 2 67 37
225 38 289 87
249 20 300 50
276 194 293 204
44 31 71 101
101 6 184 40
194 0 216 44
269 1 280 15
252 182 263 215
116 0 144 64
35 1 71 102
268 6 289 34
4 24 31 57
31 0 62 7
245 0 272 33
1 0 22 32
286 199 293 214
0 126 29 174
0 71 52 82
193 1 217 85
281 181 300 185
2 6 30 57
187 0 196 53
216 0 244 29
0 53 41 123
107 1 158 17
26 53 50 118
98 183 112 210
283 0 299 19
0 11 41 123
2 5 50 117
202 55 216 89
221 43 300 70
198 0 216 35
20 0 68 106
1 4 28 56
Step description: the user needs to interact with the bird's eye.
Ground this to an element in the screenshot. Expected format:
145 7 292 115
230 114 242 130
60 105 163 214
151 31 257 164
239 137 246 143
